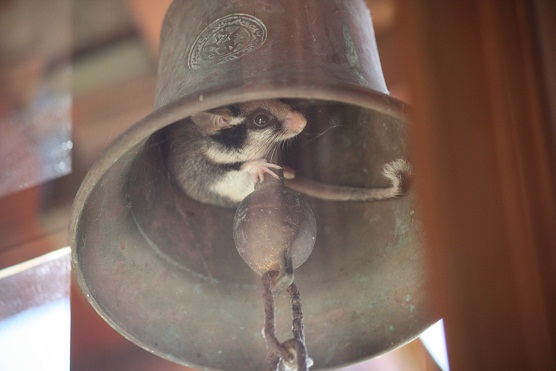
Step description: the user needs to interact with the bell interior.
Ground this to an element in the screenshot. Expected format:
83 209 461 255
73 98 432 370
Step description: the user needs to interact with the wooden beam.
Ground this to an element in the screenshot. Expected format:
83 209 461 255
124 0 173 55
397 0 556 369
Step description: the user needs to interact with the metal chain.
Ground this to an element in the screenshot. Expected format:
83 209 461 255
262 271 311 371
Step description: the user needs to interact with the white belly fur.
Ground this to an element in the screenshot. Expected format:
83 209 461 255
210 170 255 203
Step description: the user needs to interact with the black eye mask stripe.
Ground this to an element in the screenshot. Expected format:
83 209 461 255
210 123 248 149
219 161 243 171
228 105 241 117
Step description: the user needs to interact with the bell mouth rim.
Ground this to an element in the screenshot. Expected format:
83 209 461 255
69 81 416 370
69 80 407 249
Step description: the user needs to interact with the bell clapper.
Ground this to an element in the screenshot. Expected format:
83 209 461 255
233 170 317 370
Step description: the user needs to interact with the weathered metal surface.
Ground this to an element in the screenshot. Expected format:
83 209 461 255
71 0 435 370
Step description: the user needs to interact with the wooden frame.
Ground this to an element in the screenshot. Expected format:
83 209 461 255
397 0 556 369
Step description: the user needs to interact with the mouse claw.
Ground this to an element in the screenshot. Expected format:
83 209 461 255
243 159 282 183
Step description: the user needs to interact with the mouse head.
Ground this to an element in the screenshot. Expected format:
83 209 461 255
191 100 306 135
192 100 307 161
238 100 307 139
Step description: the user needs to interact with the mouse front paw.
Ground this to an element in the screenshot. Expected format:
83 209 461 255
242 159 282 183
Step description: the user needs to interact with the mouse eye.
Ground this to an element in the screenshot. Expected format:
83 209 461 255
254 114 270 127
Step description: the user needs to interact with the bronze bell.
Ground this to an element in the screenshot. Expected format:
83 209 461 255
70 0 435 369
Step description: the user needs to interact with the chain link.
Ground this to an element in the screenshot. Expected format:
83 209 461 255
262 271 311 371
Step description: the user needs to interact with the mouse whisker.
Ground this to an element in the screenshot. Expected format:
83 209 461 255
303 124 343 141
282 138 292 153
268 142 280 162
287 125 340 155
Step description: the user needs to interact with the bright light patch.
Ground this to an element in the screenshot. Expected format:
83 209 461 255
0 298 70 371
0 248 71 371
420 319 450 371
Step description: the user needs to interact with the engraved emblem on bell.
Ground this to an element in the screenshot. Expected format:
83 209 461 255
71 1 436 370
188 13 267 69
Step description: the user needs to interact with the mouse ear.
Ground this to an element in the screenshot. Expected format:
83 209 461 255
191 108 233 133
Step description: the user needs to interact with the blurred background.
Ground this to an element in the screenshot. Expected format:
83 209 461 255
0 0 441 369
1 0 554 370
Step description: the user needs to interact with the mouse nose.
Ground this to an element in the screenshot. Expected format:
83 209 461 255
284 111 307 133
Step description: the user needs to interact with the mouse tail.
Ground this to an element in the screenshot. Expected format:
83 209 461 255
284 159 413 202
